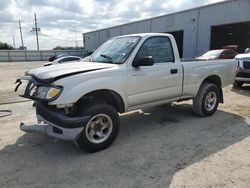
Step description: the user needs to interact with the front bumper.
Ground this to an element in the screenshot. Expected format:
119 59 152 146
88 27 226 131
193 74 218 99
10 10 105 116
20 102 90 141
20 117 85 141
15 76 91 140
235 68 250 83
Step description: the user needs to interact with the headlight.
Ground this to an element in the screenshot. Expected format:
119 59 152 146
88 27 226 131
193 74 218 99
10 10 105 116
36 86 62 100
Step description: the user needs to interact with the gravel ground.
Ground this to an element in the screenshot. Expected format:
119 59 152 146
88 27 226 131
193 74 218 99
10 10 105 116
0 62 250 188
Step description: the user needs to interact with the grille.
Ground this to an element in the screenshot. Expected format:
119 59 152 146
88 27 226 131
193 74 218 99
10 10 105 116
236 72 250 78
243 61 250 69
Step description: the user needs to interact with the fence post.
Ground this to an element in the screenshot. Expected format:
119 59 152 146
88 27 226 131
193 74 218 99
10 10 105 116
40 51 42 61
25 50 27 62
7 51 10 62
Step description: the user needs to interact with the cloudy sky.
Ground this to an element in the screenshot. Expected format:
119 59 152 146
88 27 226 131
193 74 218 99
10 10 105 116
0 0 225 50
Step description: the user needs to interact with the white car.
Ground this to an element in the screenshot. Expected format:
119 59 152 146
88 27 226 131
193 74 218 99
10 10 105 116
15 33 236 152
44 55 82 66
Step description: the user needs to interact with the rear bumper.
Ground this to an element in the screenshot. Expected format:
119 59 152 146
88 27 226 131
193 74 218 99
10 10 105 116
20 102 90 141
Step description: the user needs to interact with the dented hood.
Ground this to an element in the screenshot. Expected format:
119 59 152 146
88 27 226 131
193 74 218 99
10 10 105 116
27 62 115 84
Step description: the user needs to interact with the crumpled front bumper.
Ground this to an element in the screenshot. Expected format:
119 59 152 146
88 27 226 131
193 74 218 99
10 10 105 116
16 76 91 141
20 119 85 141
20 102 90 141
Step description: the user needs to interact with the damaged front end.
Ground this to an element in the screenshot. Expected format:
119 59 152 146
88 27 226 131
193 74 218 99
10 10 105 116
15 75 90 141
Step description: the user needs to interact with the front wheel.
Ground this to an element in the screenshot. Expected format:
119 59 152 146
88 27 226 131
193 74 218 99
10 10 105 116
193 83 220 117
77 103 120 152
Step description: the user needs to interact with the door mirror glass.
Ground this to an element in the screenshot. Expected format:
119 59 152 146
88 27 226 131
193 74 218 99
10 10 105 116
132 56 154 67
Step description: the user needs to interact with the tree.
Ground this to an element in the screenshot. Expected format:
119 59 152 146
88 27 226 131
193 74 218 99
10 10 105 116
0 42 14 50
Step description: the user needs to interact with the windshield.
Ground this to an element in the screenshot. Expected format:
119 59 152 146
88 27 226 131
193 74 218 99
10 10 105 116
201 50 224 57
88 36 140 64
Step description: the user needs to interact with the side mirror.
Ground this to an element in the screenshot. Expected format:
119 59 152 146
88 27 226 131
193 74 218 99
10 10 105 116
132 56 154 67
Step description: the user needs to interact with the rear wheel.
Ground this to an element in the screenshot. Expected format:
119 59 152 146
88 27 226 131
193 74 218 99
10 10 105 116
77 103 120 152
233 81 244 88
193 83 220 117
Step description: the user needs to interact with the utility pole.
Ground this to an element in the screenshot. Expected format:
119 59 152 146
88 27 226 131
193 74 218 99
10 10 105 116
74 23 78 48
19 20 24 49
12 35 16 49
33 13 40 50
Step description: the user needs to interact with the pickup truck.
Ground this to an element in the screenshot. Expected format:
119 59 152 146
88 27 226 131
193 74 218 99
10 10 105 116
15 33 236 152
233 49 250 87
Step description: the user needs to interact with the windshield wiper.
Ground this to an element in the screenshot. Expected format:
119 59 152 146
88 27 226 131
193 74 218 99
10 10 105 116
100 54 113 63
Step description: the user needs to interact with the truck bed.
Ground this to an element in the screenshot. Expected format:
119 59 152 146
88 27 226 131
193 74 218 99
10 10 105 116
180 59 237 99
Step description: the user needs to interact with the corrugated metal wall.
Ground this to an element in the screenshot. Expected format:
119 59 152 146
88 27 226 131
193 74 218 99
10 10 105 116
197 0 250 56
83 0 250 58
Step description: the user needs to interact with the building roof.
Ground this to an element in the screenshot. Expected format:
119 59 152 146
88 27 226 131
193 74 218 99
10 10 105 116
82 0 234 35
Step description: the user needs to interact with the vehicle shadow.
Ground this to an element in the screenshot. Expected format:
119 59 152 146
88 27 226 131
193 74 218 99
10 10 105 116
231 84 250 97
0 103 250 187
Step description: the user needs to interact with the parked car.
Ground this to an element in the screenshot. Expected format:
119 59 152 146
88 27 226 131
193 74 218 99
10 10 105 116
44 55 82 66
48 54 67 62
15 33 236 152
233 48 250 87
196 49 238 60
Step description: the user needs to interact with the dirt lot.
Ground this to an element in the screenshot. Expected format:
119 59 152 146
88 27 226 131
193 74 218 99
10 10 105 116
0 62 250 188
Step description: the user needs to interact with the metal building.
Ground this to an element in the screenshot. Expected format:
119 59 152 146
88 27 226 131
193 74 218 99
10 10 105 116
82 0 250 58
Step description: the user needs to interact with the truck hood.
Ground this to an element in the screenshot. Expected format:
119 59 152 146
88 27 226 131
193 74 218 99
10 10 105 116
235 53 250 60
27 62 116 84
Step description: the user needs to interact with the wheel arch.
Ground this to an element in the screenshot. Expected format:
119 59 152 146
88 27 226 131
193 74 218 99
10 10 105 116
77 89 125 113
200 75 223 103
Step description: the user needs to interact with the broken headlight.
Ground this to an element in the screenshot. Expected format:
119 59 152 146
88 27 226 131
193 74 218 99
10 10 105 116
36 86 63 101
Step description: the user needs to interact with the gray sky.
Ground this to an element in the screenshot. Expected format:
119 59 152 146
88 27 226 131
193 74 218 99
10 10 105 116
0 0 225 50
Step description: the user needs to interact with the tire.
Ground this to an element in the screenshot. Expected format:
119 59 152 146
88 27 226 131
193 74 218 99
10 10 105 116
77 103 120 152
193 83 220 117
233 81 243 88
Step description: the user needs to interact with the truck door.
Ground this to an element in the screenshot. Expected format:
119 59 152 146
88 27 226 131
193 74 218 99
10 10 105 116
127 36 183 108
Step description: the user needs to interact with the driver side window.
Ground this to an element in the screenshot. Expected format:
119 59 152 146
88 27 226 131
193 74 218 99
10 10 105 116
136 37 174 63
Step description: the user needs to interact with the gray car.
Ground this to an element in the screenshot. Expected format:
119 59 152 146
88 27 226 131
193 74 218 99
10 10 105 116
44 56 82 66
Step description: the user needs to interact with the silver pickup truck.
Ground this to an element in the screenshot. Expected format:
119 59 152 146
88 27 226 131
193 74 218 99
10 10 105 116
15 33 236 152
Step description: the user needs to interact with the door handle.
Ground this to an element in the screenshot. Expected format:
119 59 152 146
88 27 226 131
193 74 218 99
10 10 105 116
170 69 178 74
